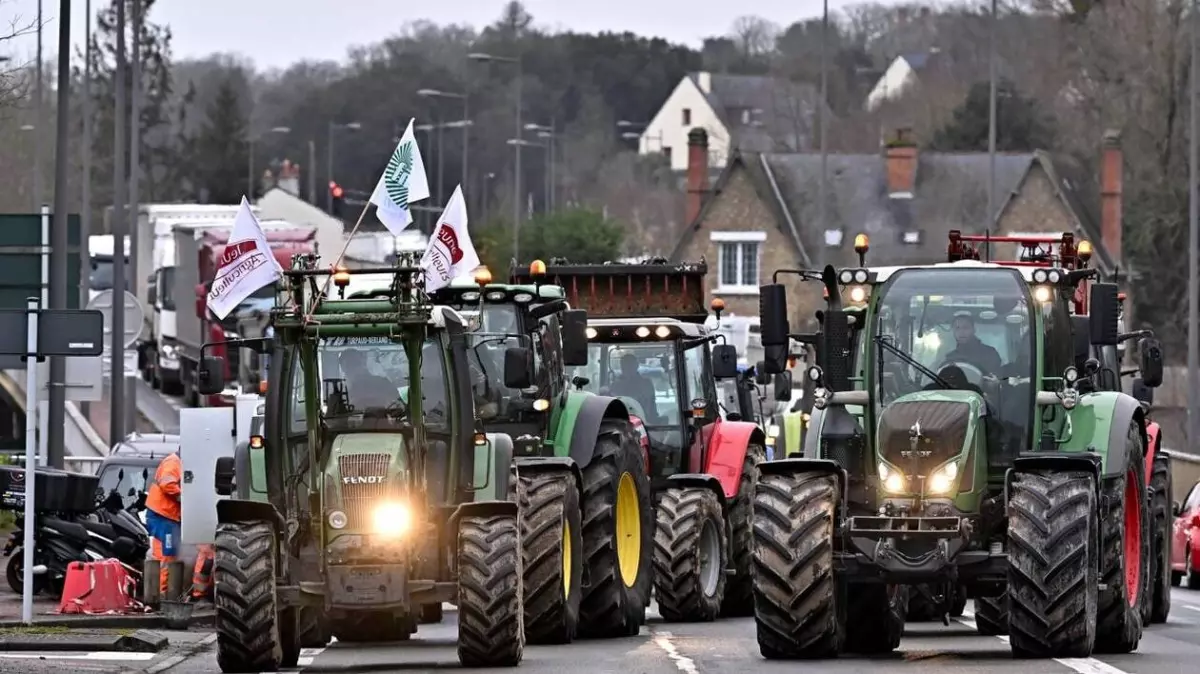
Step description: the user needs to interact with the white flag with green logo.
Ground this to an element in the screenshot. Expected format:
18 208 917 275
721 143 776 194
369 118 430 235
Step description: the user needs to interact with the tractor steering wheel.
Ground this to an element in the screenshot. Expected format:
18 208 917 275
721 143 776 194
935 360 986 389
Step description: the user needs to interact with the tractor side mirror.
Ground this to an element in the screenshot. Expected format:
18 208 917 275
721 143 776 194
198 356 225 395
711 344 738 379
759 284 789 374
559 309 589 367
1131 377 1154 407
774 371 793 402
214 457 236 496
1088 283 1120 346
503 347 534 390
821 310 852 392
754 360 770 386
1139 337 1164 388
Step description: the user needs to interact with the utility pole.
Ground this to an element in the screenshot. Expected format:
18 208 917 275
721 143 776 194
46 0 71 468
126 0 143 434
110 0 128 442
308 140 317 205
1189 0 1199 449
987 0 998 246
34 0 43 211
817 0 827 267
81 0 93 309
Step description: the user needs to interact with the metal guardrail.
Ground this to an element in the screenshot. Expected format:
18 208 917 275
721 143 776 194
3 454 103 474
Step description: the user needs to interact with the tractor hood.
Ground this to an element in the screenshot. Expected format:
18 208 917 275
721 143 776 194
876 390 983 477
324 432 410 536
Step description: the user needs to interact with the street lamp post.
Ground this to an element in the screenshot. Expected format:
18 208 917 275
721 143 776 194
417 89 469 198
525 122 556 213
34 0 42 211
506 137 544 217
468 52 522 257
326 121 362 210
249 126 292 197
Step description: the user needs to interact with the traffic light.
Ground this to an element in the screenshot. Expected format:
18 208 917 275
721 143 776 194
329 181 345 217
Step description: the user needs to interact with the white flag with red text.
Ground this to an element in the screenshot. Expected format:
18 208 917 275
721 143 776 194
420 185 479 292
207 196 283 320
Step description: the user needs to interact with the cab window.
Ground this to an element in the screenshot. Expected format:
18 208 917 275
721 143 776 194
1042 297 1074 384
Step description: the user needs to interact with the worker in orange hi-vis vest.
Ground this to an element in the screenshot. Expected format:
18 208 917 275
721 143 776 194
144 452 182 596
192 544 214 600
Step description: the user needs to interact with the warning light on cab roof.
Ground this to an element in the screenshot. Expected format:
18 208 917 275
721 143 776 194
473 266 493 287
529 259 547 277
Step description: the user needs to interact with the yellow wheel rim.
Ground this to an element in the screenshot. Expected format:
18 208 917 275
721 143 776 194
562 520 572 598
615 472 641 588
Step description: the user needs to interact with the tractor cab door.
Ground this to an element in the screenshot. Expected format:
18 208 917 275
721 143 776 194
681 340 719 472
534 313 567 437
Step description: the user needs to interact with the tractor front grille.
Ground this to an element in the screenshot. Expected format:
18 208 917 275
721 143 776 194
877 400 970 472
338 453 392 529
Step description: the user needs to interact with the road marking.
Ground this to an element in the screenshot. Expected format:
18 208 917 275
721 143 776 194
652 630 699 674
0 652 157 661
956 607 1131 674
1184 604 1200 612
144 633 218 673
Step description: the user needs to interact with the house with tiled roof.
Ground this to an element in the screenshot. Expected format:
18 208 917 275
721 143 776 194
639 71 828 172
865 50 947 111
670 127 1125 328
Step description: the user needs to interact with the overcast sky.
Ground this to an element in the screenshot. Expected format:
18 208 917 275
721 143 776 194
1 0 900 70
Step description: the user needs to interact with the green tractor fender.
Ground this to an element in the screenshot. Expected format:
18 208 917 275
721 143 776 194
1050 390 1148 480
781 410 806 458
556 391 633 471
511 455 585 497
472 432 516 502
215 499 288 541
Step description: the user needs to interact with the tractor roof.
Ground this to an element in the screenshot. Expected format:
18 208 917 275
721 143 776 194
869 259 1069 284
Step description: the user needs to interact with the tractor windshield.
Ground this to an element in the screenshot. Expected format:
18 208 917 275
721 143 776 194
871 268 1035 451
465 332 529 421
316 336 450 431
455 303 519 333
570 342 682 428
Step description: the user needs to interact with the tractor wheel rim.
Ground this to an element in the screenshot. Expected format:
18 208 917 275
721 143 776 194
562 520 572 598
615 472 641 588
1124 467 1143 606
699 516 720 597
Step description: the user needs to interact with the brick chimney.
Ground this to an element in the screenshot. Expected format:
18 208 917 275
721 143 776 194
1100 129 1123 265
686 128 710 225
885 128 918 197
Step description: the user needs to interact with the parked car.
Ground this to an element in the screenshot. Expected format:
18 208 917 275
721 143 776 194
1172 479 1200 588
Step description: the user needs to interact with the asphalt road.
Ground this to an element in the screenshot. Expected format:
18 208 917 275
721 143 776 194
112 586 1200 674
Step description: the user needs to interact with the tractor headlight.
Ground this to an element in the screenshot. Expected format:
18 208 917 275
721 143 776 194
328 510 348 530
878 462 907 493
926 461 959 495
373 502 412 537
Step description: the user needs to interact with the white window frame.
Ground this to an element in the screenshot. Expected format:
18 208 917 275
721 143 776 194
711 231 766 295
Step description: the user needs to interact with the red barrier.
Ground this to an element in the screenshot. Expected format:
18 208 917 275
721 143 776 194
57 560 145 615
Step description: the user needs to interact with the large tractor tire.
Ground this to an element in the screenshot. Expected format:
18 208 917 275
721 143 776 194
213 521 297 673
1149 450 1172 624
419 603 443 624
298 608 331 648
721 442 766 617
652 486 727 622
844 584 906 654
752 470 844 659
577 419 652 639
906 585 938 622
1006 470 1098 658
512 468 583 644
456 513 524 667
1095 423 1149 654
974 594 1008 636
330 612 414 643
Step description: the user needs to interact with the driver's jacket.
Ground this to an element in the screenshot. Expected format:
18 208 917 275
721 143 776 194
942 339 1002 374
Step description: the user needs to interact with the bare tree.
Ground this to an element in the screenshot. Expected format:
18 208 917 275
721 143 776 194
729 16 781 61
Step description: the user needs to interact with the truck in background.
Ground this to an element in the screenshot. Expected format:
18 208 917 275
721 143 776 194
171 221 316 406
87 234 130 304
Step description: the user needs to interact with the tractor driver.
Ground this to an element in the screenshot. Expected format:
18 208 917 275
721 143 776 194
941 313 1003 375
339 348 399 411
610 352 661 424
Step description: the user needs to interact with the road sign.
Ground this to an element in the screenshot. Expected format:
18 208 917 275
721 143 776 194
87 290 144 349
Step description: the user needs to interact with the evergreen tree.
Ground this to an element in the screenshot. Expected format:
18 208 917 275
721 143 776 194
192 75 249 204
930 78 1055 152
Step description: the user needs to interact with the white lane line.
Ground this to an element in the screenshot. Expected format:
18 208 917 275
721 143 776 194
1184 604 1200 612
652 630 699 674
0 652 157 661
956 607 1131 674
145 633 219 674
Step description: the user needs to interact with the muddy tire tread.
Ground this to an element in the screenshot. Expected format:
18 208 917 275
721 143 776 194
1149 450 1172 623
456 514 524 666
1095 424 1147 654
652 486 727 622
721 442 765 617
214 521 285 673
513 467 582 644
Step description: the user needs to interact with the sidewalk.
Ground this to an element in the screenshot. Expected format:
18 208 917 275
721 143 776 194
84 398 158 446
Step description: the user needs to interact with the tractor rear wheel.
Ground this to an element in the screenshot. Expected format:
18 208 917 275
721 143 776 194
752 470 843 659
652 486 727 622
330 612 413 643
974 594 1008 636
456 513 524 667
578 419 652 639
721 442 766 617
1149 450 1172 624
512 468 583 644
844 584 906 654
1006 470 1097 658
213 521 292 673
1095 424 1148 654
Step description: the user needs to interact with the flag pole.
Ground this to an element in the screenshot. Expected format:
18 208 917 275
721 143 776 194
304 200 374 316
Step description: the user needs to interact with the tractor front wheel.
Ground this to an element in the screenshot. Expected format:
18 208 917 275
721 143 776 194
512 467 583 644
456 513 524 666
1149 450 1172 624
721 442 766 617
1095 424 1149 654
751 470 843 659
213 521 295 673
974 594 1008 636
652 486 727 622
844 584 906 654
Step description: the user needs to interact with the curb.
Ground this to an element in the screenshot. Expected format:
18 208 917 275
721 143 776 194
0 629 168 653
140 633 217 674
0 609 215 630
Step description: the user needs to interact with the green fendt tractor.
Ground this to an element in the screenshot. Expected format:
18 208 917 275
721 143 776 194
752 232 1164 659
427 261 653 642
200 257 528 672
